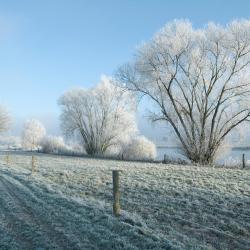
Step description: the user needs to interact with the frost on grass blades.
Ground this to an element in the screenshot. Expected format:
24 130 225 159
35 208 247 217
0 152 249 249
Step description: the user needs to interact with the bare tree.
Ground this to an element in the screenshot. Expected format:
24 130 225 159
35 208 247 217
58 75 137 155
0 105 11 133
117 20 250 164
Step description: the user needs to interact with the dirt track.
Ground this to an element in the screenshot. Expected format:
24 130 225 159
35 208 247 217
0 168 168 250
0 171 91 249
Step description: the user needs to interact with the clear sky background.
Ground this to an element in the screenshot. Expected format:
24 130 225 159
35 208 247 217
0 0 250 136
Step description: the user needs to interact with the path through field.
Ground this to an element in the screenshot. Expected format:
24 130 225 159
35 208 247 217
1 171 79 249
0 152 250 249
0 171 168 250
0 155 171 250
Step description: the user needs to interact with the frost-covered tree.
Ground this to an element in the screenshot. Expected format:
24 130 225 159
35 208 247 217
22 119 46 151
121 136 156 161
0 105 11 133
117 20 250 164
58 76 138 155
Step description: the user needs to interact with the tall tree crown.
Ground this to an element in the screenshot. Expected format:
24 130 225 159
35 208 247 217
117 20 250 163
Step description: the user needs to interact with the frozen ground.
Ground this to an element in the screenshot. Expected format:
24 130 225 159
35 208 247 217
0 152 249 249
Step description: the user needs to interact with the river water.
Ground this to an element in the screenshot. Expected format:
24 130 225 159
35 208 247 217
157 147 250 165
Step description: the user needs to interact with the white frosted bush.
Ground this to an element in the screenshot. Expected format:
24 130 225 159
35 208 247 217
70 143 85 154
121 136 156 161
223 156 241 167
40 136 69 154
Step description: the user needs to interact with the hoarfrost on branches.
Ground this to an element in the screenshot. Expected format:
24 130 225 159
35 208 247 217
117 19 250 164
58 75 138 155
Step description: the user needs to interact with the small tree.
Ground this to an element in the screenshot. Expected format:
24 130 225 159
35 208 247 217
58 75 138 155
0 105 11 133
117 20 250 164
22 119 46 151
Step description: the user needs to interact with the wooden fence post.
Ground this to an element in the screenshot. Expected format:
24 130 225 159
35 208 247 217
31 155 36 174
112 170 121 216
5 154 10 165
242 153 246 169
163 154 167 164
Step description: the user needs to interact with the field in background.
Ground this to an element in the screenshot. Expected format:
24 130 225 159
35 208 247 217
0 152 250 249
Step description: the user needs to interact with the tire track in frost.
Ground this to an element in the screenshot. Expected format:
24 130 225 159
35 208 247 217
0 178 34 250
0 173 82 250
0 170 172 250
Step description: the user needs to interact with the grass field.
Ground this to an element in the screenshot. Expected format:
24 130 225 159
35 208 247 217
0 152 249 249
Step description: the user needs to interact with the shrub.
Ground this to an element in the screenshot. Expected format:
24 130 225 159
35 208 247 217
121 136 156 161
40 136 69 154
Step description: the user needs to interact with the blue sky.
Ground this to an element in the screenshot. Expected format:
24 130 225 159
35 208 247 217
0 0 250 135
